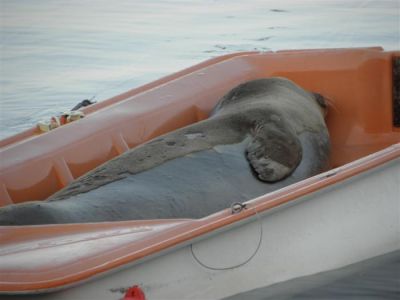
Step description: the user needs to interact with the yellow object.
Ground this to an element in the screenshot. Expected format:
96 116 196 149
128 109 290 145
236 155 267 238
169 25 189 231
36 111 85 132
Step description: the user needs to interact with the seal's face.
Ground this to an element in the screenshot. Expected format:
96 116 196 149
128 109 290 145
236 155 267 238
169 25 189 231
313 93 328 117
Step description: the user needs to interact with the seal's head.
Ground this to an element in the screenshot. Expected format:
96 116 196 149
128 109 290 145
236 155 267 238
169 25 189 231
211 78 329 120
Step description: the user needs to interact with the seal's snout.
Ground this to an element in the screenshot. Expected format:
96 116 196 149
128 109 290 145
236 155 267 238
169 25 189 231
313 92 327 108
313 93 328 117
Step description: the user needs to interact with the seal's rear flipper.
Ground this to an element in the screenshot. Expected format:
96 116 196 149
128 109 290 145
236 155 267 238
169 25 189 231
246 120 302 182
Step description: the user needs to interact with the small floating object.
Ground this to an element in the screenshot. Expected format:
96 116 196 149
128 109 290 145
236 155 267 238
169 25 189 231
37 110 85 132
36 98 95 132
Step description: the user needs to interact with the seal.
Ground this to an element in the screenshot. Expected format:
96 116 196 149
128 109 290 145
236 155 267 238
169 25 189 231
0 77 330 225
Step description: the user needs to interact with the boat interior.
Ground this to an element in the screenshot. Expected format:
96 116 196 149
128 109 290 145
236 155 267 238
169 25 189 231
0 47 399 207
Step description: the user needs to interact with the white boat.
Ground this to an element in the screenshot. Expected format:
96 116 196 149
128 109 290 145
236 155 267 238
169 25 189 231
0 47 399 299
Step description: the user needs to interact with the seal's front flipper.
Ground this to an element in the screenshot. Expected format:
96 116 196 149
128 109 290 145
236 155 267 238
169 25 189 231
246 120 302 182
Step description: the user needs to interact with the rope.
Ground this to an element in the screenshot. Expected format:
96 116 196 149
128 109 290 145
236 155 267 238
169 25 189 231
190 205 263 271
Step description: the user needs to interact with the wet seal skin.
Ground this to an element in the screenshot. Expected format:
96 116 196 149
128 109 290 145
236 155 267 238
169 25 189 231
0 78 330 225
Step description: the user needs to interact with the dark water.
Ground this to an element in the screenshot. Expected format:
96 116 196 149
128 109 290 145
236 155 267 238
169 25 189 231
224 250 400 300
1 0 399 139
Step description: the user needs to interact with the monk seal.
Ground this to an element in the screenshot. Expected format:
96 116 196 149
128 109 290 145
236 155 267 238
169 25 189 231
0 77 330 225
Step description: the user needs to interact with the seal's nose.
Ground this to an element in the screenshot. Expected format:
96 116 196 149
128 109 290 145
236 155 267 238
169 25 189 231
312 93 330 118
322 96 340 118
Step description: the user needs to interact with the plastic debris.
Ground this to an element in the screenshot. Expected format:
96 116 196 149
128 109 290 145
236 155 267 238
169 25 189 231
36 99 95 133
37 110 85 132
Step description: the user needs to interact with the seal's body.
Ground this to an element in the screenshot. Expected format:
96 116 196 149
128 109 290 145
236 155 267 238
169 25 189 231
0 78 330 225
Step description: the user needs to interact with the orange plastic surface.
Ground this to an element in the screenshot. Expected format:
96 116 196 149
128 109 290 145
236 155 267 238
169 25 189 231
0 47 399 205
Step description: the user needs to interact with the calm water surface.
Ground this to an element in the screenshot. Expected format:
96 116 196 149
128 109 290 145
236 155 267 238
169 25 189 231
0 0 399 139
225 250 400 300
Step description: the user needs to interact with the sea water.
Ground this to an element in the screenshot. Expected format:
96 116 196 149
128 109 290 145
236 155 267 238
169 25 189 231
224 250 400 300
0 0 399 139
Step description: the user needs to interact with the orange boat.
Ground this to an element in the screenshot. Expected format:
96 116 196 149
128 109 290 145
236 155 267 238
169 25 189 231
0 47 399 299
